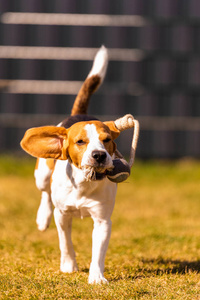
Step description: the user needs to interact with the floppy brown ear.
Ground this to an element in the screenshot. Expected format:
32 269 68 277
20 126 69 160
104 121 120 140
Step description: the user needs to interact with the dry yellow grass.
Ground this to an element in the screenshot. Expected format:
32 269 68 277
0 156 200 299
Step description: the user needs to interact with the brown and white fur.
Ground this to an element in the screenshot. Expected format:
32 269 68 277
21 46 123 284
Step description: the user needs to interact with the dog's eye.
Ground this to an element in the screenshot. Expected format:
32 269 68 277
76 140 86 145
103 138 111 143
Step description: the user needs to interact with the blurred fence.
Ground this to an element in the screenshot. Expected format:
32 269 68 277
0 0 200 158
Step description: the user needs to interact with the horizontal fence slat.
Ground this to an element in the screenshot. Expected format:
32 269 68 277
0 80 145 95
0 46 145 61
0 46 200 63
1 114 200 131
1 12 149 27
2 79 200 95
0 80 82 94
2 12 200 27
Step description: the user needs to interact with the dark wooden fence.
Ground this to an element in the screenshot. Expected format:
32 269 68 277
0 0 200 158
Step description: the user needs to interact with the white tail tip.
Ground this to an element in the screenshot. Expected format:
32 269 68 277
88 45 108 80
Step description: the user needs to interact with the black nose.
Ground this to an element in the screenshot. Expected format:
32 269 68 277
92 150 107 163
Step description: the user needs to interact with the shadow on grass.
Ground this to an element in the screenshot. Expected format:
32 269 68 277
141 258 200 275
108 258 200 282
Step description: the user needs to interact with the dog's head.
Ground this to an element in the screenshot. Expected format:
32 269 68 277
20 120 120 181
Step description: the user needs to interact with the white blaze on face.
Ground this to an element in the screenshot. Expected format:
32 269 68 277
81 124 113 170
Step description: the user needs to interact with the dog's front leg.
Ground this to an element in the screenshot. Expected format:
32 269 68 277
54 208 78 273
88 218 112 284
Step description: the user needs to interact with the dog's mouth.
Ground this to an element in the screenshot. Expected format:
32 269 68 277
82 165 113 181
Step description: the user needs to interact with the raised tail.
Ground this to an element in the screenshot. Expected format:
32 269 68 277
71 46 108 116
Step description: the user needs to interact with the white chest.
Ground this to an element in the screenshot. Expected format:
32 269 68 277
51 160 117 218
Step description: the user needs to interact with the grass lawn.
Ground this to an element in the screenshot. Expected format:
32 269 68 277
0 155 200 299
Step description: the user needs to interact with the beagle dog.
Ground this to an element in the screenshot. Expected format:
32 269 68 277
21 46 132 284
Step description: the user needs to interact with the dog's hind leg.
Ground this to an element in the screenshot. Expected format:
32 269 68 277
34 158 54 231
36 191 53 231
54 208 78 273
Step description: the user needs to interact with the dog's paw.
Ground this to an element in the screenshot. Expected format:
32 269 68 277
36 202 53 231
88 273 108 284
60 259 78 273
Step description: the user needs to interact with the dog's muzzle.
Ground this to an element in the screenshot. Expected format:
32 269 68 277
82 149 114 181
82 154 113 182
